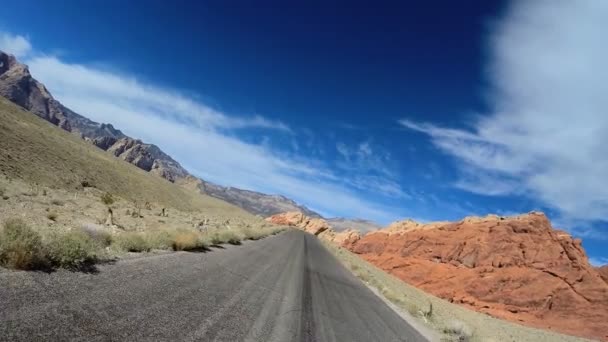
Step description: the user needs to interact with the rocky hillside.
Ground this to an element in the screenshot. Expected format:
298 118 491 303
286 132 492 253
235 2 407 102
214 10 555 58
199 181 320 218
342 212 608 341
326 217 380 232
0 50 319 217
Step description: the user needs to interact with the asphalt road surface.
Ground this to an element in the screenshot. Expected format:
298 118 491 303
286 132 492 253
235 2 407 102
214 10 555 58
0 230 428 342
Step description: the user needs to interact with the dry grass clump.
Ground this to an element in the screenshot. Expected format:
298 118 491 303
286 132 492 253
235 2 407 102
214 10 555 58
0 219 46 269
443 320 473 342
113 232 151 252
0 219 103 270
51 199 64 206
81 223 113 246
100 192 115 205
44 230 100 269
210 229 244 245
171 231 208 251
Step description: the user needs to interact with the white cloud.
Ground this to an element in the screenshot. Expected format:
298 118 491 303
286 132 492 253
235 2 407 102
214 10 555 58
0 32 31 58
0 32 406 223
334 140 407 198
589 257 608 267
400 0 608 226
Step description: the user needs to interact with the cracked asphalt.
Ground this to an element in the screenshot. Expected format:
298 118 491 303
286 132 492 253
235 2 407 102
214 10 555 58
0 230 427 342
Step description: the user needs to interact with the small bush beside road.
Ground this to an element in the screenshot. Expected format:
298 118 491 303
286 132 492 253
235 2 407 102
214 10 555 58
0 218 285 271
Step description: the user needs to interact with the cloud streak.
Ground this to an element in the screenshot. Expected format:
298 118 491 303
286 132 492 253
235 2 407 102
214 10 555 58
0 32 31 58
0 31 408 223
400 0 608 229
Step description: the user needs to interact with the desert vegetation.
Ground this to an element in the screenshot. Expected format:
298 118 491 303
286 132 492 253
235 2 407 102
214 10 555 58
0 174 283 272
322 241 589 342
0 217 283 271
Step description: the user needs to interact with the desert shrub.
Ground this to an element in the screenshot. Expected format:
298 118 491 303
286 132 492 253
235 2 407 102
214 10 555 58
45 230 99 269
171 231 207 251
51 199 64 206
210 230 243 245
42 189 47 196
143 230 173 250
100 192 114 205
0 219 47 269
81 224 113 246
443 320 473 341
113 232 150 252
46 212 58 221
240 228 264 241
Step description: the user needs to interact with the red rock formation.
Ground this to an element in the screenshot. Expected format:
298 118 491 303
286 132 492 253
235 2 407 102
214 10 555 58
598 265 608 284
319 228 362 246
266 211 331 235
344 212 608 341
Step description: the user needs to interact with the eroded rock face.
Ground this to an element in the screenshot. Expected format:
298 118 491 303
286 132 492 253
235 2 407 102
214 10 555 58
0 52 71 130
266 211 331 235
343 212 608 340
598 265 608 284
0 51 191 184
318 228 361 246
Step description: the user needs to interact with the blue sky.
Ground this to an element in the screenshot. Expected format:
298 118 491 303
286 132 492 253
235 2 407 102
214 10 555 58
1 1 607 265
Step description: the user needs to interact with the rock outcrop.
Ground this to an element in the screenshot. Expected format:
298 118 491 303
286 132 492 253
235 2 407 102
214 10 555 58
598 265 608 284
0 50 189 183
318 228 362 246
343 212 608 341
266 211 331 235
0 52 71 130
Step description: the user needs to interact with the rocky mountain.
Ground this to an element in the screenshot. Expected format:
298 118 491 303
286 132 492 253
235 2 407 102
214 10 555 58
0 50 320 216
339 212 608 341
326 217 381 232
199 182 320 218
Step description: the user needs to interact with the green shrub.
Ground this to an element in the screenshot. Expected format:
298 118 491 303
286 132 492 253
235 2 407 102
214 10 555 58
45 231 99 269
100 192 114 205
113 232 150 252
0 219 47 269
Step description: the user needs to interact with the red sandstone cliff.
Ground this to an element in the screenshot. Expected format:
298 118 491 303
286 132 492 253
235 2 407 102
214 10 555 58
344 212 608 340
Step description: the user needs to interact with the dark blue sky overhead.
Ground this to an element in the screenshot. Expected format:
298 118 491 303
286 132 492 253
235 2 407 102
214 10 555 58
1 0 607 264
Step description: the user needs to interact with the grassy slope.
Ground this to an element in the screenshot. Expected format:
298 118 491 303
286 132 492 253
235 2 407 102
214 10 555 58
0 97 249 217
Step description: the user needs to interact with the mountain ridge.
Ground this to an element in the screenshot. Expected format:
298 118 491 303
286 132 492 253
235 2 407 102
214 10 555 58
0 50 318 217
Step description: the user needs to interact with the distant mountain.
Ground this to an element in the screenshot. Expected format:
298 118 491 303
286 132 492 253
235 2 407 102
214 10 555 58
0 50 320 217
326 217 381 232
198 180 320 218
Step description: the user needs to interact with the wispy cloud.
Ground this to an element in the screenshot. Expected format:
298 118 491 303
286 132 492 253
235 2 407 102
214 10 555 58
334 141 407 198
400 1 608 232
0 32 31 58
0 31 406 223
589 257 608 267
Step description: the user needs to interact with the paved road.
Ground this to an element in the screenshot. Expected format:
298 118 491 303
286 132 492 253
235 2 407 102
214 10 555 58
0 230 428 342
